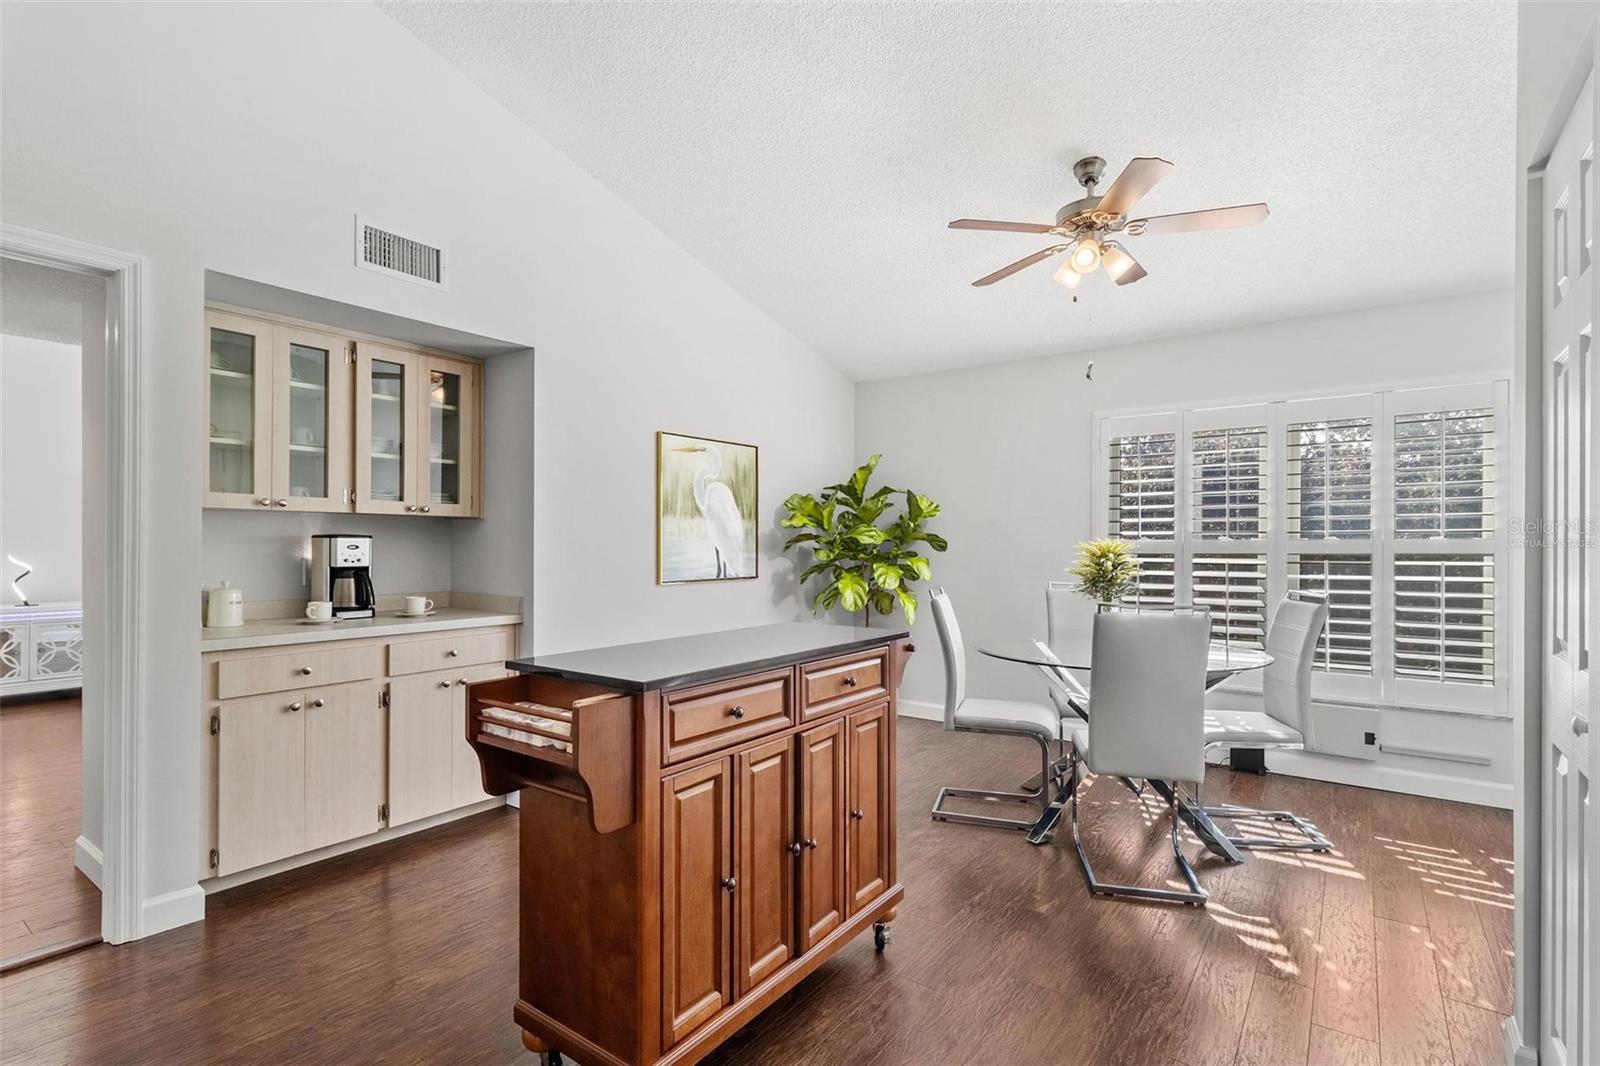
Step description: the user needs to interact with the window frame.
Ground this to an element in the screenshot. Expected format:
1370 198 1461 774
1094 379 1511 717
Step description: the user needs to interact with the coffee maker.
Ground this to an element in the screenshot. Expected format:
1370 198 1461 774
309 534 376 619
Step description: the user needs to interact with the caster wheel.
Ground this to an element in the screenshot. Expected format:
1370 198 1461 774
541 1052 563 1066
873 921 890 952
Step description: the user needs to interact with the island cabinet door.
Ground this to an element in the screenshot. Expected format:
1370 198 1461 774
661 758 733 1049
734 736 796 995
796 718 847 952
845 701 892 915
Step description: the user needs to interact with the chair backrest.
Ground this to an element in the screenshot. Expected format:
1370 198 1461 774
1087 608 1210 784
1046 581 1079 645
1261 594 1329 746
1031 639 1089 709
928 587 965 730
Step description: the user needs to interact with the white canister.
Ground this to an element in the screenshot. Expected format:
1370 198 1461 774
207 582 245 628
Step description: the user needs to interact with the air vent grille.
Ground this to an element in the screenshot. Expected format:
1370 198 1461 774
355 218 445 288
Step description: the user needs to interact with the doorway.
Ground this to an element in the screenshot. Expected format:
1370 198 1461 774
0 258 101 968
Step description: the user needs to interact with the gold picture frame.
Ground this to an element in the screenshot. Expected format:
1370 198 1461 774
656 431 760 584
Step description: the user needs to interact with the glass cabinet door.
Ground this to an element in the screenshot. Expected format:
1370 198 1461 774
355 345 418 513
272 327 351 511
205 310 274 507
418 356 478 516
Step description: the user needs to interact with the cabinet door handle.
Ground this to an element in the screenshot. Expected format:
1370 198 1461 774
311 698 325 708
843 676 858 688
457 678 469 686
721 876 737 892
299 666 313 675
405 504 419 513
420 505 432 514
287 701 303 712
275 498 289 507
438 679 452 689
803 837 818 850
787 841 803 856
728 704 745 719
850 808 865 821
447 649 459 658
256 497 271 507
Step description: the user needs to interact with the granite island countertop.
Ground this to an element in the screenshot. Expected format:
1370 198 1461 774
507 621 910 691
202 606 522 653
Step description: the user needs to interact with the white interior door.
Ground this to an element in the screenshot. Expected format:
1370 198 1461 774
1541 70 1595 1066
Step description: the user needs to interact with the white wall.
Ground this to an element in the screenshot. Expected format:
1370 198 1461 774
0 335 82 603
0 2 852 934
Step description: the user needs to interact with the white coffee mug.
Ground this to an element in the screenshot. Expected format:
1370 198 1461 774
305 600 334 622
404 595 434 616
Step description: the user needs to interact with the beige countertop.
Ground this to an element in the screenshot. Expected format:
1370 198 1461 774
201 606 521 653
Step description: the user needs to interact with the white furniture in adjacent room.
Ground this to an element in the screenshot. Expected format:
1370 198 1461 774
0 601 84 697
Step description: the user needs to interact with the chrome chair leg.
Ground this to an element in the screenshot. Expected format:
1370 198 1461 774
1068 772 1208 906
1198 802 1333 852
932 732 1056 832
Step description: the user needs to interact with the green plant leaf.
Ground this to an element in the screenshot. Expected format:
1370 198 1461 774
848 455 882 502
871 561 903 590
815 547 836 563
900 556 932 581
871 589 895 615
913 493 941 519
783 532 820 549
896 587 918 625
844 525 888 545
916 532 949 552
815 581 840 613
799 561 834 583
820 500 837 531
837 570 869 613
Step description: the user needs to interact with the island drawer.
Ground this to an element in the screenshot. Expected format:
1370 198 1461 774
215 643 383 699
466 673 636 834
663 668 794 764
800 648 888 721
388 629 511 677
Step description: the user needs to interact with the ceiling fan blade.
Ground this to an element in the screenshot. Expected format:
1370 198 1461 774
949 218 1058 234
1102 244 1148 286
972 245 1070 286
1131 203 1269 236
1096 157 1174 217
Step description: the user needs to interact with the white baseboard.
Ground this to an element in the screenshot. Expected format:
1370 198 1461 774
1502 1014 1537 1066
73 835 104 890
141 884 205 938
899 699 943 722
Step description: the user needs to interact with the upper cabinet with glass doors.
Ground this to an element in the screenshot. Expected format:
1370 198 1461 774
204 307 481 518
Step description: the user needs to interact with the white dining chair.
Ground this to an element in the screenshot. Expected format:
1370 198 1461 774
1198 592 1333 851
1043 582 1090 723
928 587 1064 832
1065 606 1212 905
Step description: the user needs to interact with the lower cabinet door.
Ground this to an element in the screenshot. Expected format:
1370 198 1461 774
846 701 892 915
304 682 386 851
662 758 733 1048
217 692 307 876
735 736 796 994
797 718 847 951
451 664 506 808
388 672 455 825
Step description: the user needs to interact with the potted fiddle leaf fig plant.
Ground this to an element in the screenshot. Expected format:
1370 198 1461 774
781 455 947 626
1069 538 1139 606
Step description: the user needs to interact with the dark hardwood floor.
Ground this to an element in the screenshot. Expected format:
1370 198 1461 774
0 718 1512 1065
1 697 101 963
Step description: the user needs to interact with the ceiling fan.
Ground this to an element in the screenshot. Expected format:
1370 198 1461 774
949 155 1268 292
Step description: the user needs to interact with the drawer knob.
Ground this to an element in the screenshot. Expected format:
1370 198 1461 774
420 505 432 514
843 675 858 688
721 876 737 893
275 498 289 508
728 705 746 719
457 678 469 686
299 666 313 675
438 679 452 689
447 649 459 658
787 841 803 856
851 808 865 821
803 837 818 850
405 505 418 513
287 701 303 712
311 698 325 708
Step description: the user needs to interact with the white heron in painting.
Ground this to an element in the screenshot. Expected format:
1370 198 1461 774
673 444 746 578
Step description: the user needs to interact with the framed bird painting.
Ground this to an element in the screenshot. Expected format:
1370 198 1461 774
657 431 759 584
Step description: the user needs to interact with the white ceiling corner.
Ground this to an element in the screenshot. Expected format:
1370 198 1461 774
379 1 1517 381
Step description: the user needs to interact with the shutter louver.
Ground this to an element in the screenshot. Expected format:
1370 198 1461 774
1394 554 1495 685
1193 426 1267 539
1192 554 1268 648
1287 554 1374 674
1119 554 1176 608
1107 433 1176 539
1394 408 1496 539
1287 418 1373 538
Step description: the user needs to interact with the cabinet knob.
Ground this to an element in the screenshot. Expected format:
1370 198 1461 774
843 676 858 688
720 876 737 892
405 505 418 513
787 841 803 856
728 705 745 719
256 497 271 507
420 505 432 514
438 679 452 689
287 701 303 712
851 808 865 821
312 698 325 708
275 498 289 508
457 678 469 686
803 837 818 850
299 666 313 675
447 649 459 658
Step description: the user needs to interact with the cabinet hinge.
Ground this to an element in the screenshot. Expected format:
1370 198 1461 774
346 342 356 364
379 687 389 709
379 803 390 822
210 713 220 736
208 848 219 871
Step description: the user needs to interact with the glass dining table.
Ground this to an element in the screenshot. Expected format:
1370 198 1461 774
977 636 1274 858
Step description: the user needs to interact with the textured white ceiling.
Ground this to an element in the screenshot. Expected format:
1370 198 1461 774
381 1 1516 381
1 258 103 346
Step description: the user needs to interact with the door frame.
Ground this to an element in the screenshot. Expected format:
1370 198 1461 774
1 223 145 945
1512 28 1599 1065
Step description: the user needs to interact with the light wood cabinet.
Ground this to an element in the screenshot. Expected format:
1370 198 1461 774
304 682 386 850
387 672 457 826
216 692 307 876
205 305 482 518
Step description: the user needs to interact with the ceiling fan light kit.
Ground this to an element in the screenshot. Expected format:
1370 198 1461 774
950 154 1269 294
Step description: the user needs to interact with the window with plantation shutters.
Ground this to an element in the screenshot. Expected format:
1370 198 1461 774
1119 554 1176 608
1191 554 1268 647
1107 433 1176 539
1393 408 1496 539
1287 554 1374 674
1287 418 1372 538
1192 426 1266 539
1394 554 1495 684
